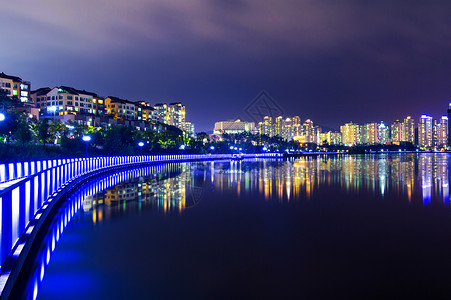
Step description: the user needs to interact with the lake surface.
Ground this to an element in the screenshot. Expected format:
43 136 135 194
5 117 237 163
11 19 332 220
36 154 451 299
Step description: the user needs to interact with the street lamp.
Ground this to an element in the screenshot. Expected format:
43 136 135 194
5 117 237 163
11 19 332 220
48 106 57 119
0 113 5 122
210 146 215 150
180 144 186 150
82 135 91 157
138 141 144 155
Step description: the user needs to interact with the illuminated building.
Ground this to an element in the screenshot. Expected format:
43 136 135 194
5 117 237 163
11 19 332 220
292 116 301 137
214 119 255 135
154 103 169 124
284 118 293 141
340 122 360 146
418 115 433 148
137 101 156 122
105 96 137 120
448 104 451 146
401 116 415 144
185 122 195 137
274 116 285 137
434 116 448 149
390 120 402 145
363 123 378 145
301 119 318 144
0 72 32 105
91 96 105 116
258 116 273 137
168 102 185 130
153 102 187 131
377 122 389 144
34 86 99 117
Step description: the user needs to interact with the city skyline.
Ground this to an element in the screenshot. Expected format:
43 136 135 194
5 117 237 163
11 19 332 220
3 1 451 131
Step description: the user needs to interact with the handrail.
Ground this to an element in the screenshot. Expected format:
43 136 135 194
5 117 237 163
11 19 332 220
0 153 282 267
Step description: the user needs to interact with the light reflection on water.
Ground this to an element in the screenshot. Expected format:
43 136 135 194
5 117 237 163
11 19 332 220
84 154 450 223
34 154 451 299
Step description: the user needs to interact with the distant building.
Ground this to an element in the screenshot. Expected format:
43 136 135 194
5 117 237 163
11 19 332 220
363 123 378 145
434 116 448 149
447 104 451 146
401 116 415 144
168 102 185 130
377 122 389 144
214 119 255 135
418 115 433 148
390 120 402 145
154 102 186 130
0 72 32 106
274 116 284 137
185 122 195 137
258 116 272 137
340 122 360 146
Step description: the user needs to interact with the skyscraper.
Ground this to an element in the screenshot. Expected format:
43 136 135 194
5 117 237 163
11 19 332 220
448 103 451 146
340 122 360 146
418 115 433 148
363 123 378 145
402 116 415 145
390 120 402 145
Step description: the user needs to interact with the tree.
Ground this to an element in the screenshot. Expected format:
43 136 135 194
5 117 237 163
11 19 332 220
49 119 66 144
14 114 32 148
35 118 50 147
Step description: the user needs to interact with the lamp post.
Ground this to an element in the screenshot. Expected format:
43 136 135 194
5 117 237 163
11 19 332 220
48 106 57 120
82 135 91 157
138 141 144 155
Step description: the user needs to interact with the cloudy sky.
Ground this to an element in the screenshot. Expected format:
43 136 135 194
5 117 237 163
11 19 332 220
2 0 451 131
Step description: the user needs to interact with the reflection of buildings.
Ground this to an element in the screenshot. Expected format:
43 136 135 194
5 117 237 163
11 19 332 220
87 163 195 217
210 155 450 206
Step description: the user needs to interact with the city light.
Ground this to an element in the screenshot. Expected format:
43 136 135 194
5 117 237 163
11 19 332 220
229 146 234 150
180 144 186 150
210 146 215 150
82 136 91 157
0 113 5 121
138 142 145 155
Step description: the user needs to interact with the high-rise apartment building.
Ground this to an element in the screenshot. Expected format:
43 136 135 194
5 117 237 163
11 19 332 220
363 123 378 145
418 115 433 148
153 102 186 130
258 116 273 137
391 120 402 145
340 122 360 146
447 104 451 147
402 116 415 144
434 116 448 148
274 116 285 138
377 122 389 144
168 102 185 130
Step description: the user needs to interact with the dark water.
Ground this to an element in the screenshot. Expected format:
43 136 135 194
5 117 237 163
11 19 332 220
36 154 451 299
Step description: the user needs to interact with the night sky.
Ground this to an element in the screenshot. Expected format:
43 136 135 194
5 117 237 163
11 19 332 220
3 1 451 131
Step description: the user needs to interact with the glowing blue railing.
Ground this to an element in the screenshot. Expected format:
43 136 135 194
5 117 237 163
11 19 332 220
0 153 283 297
0 153 282 267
